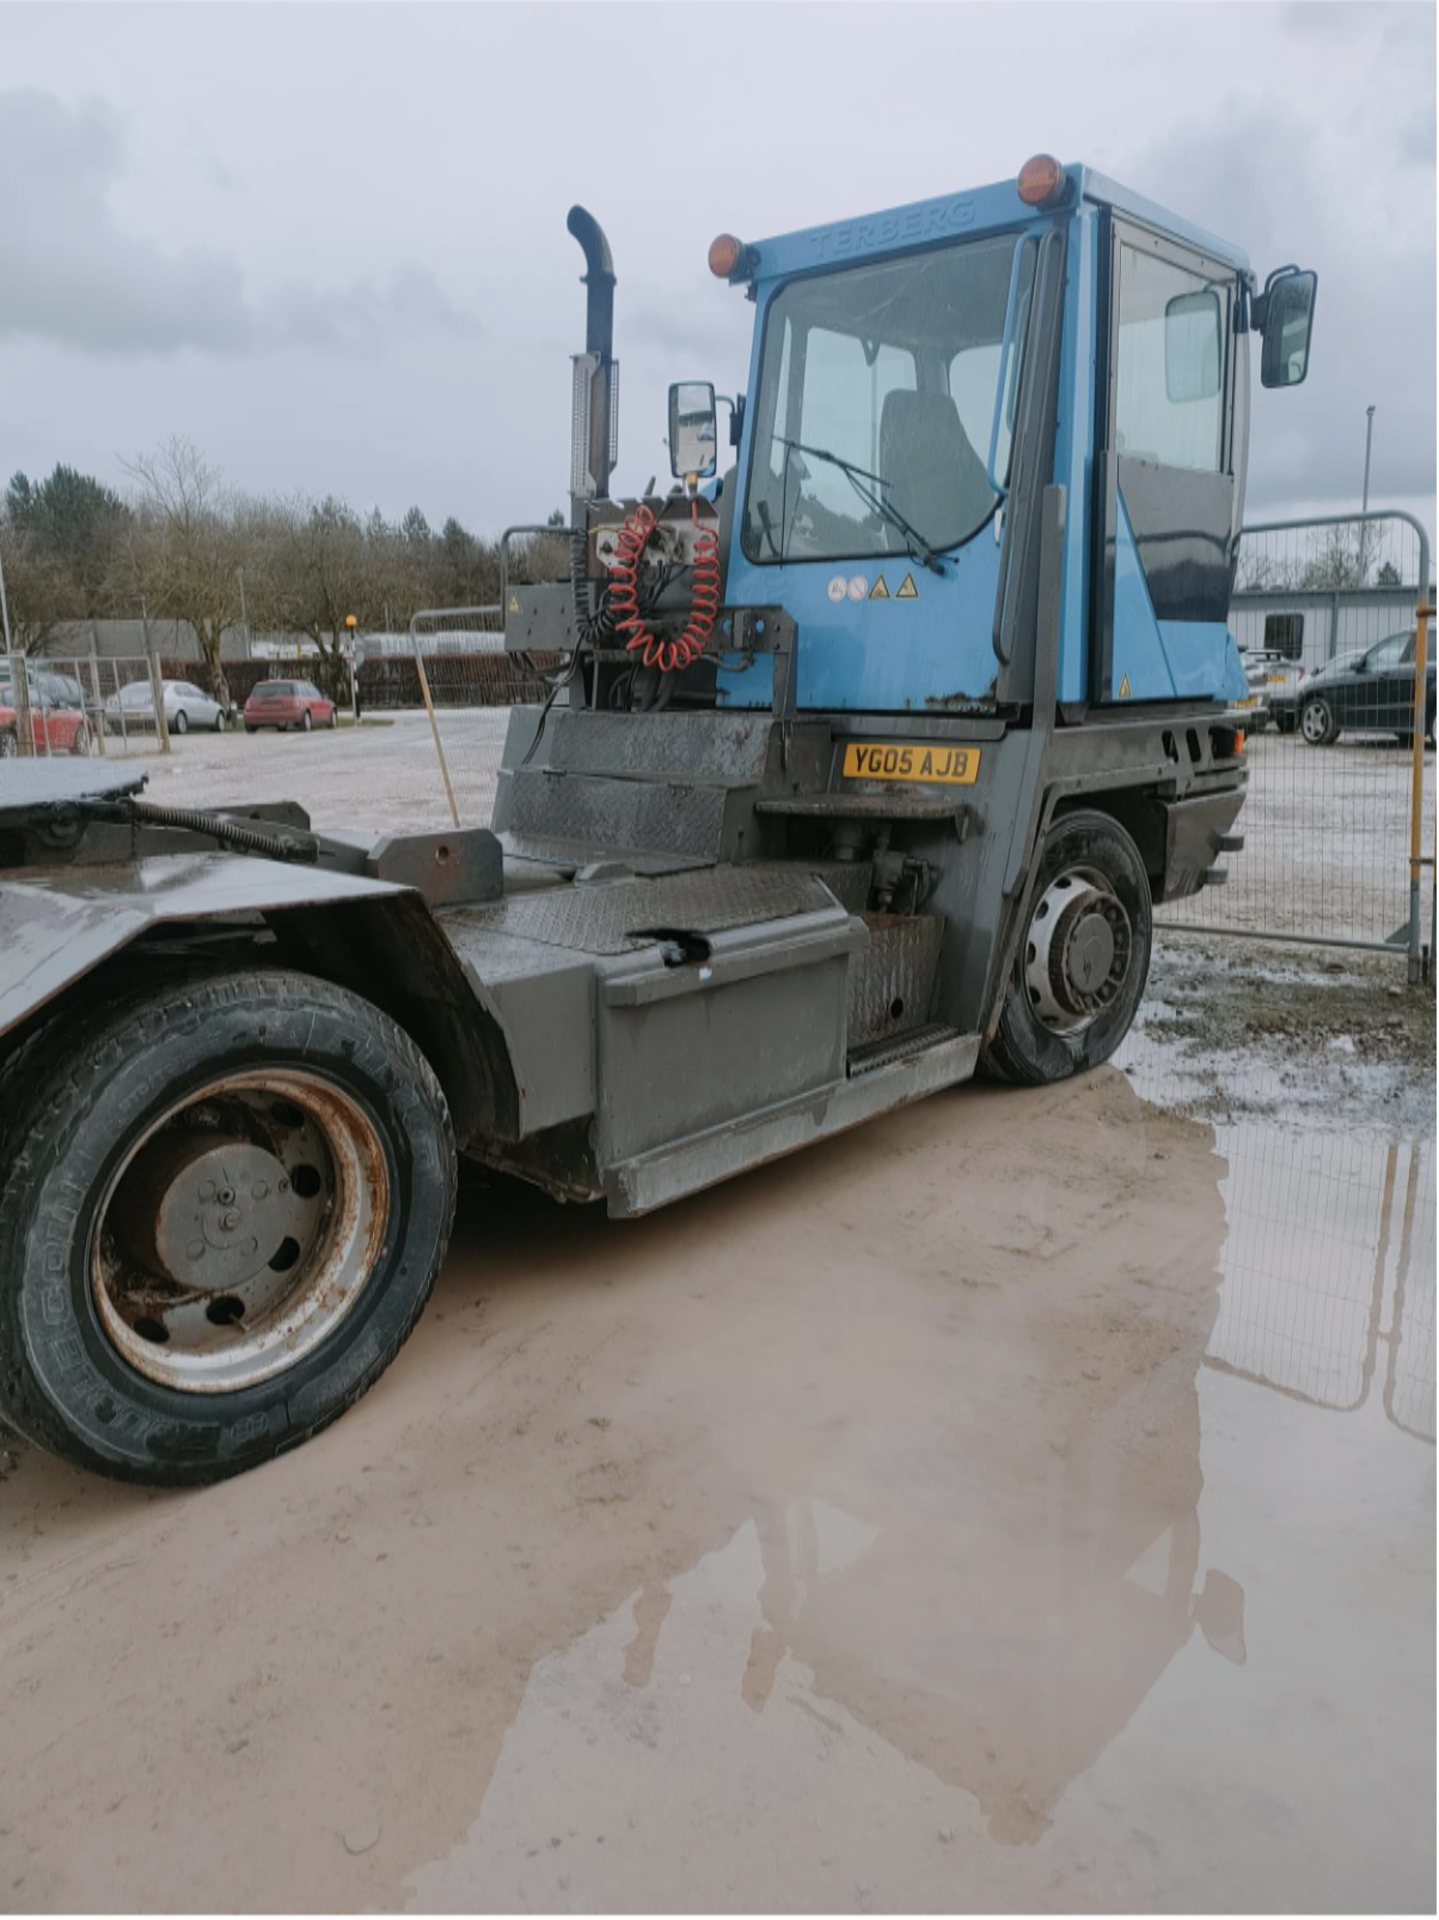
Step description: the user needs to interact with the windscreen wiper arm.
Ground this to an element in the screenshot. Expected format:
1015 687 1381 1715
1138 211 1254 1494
776 437 946 575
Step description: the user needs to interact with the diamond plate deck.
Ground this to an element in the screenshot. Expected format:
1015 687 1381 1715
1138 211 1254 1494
846 914 944 1047
509 769 727 860
443 863 840 960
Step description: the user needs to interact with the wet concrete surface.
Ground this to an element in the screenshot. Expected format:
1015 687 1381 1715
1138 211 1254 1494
1 992 1432 1912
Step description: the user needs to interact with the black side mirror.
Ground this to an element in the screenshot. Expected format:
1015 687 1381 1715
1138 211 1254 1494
1259 268 1318 389
668 381 718 480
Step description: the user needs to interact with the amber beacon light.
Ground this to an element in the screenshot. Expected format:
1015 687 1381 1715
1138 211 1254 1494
708 233 745 278
1017 154 1065 206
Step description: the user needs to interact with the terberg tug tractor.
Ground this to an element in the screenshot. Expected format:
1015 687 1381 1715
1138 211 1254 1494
0 158 1317 1483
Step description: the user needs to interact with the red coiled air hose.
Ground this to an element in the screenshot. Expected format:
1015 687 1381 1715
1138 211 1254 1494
609 499 722 674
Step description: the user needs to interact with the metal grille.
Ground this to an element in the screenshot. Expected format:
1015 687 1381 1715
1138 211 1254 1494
1158 513 1434 970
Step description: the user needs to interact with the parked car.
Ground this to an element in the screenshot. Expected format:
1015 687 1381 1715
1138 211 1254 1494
0 678 92 757
1270 628 1437 747
102 678 228 736
242 679 337 732
1236 648 1303 732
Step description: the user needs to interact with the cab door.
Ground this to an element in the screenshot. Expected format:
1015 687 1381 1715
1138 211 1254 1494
1094 217 1245 703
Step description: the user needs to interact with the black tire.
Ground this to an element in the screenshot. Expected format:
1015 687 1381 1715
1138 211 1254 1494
1 728 17 759
980 810 1152 1088
301 710 313 733
1275 712 1297 735
245 722 257 733
69 722 91 757
215 710 227 733
173 709 189 736
329 708 339 729
1300 696 1338 746
0 968 456 1486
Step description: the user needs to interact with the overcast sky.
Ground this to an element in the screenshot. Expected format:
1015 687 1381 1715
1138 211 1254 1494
4 1 1434 546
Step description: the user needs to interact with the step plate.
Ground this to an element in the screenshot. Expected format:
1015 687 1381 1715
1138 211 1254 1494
848 1023 960 1077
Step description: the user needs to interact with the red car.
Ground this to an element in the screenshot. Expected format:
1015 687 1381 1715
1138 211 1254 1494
0 680 92 757
242 678 337 733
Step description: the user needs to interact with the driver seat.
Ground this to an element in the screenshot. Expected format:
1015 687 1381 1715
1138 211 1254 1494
879 392 994 551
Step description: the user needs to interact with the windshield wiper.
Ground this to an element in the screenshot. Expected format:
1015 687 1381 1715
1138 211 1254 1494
777 437 947 575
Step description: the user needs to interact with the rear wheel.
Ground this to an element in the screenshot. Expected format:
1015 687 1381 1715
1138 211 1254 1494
0 729 15 758
981 810 1152 1088
215 710 227 733
69 722 92 757
1300 696 1338 746
0 968 456 1485
173 709 189 736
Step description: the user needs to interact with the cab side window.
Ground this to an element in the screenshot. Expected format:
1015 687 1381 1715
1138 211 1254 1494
1115 243 1228 473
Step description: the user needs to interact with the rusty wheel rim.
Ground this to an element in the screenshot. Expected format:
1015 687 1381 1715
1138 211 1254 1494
91 1070 391 1394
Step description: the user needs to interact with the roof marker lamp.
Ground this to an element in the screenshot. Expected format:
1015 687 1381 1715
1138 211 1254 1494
708 233 751 282
1017 154 1066 208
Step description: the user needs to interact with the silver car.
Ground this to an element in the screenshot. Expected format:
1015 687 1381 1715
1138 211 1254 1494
103 678 228 736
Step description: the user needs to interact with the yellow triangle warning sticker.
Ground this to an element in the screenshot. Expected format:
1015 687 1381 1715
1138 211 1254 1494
1118 673 1132 698
896 572 919 599
506 591 522 615
869 574 890 600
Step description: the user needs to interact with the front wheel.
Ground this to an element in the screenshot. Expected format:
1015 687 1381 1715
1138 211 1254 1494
1300 697 1338 746
0 968 457 1485
0 728 16 758
69 722 92 757
301 710 313 733
980 810 1152 1088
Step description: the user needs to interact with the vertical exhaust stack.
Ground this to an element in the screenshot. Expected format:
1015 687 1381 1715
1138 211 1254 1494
567 206 618 514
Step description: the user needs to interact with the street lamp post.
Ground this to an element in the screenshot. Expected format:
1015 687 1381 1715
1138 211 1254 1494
1359 404 1376 583
344 613 361 723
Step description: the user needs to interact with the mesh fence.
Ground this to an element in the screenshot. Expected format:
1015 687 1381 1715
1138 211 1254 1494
408 607 554 825
2 653 172 760
1159 513 1434 958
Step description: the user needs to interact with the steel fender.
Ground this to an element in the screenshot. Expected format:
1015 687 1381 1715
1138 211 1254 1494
0 854 417 1042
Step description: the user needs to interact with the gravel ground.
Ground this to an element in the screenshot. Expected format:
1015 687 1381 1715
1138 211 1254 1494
2 704 1432 1913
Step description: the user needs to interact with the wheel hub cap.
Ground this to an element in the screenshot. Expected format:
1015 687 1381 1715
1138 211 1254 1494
93 1072 389 1394
115 1132 323 1293
1024 869 1133 1035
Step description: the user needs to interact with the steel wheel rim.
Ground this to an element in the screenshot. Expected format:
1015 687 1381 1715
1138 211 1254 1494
1023 864 1133 1036
91 1069 391 1394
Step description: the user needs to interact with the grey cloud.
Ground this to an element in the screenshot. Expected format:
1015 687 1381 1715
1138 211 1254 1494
0 88 477 358
1128 89 1435 512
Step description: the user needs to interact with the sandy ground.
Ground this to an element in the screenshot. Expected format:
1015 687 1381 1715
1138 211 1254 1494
1 715 1433 1913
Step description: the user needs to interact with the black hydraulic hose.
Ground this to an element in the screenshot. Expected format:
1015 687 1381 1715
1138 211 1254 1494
119 799 319 862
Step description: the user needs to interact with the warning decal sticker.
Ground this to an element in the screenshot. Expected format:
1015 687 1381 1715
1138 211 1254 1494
896 572 919 599
869 574 890 600
1118 673 1132 698
827 575 847 603
506 591 522 615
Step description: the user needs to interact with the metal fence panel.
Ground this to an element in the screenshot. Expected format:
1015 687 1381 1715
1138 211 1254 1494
2 652 172 761
1159 513 1434 967
408 607 554 826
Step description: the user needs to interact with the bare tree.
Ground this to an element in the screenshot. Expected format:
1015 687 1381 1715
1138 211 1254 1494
121 439 243 707
0 520 86 653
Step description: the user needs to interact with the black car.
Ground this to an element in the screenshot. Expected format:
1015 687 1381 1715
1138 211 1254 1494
1271 628 1437 747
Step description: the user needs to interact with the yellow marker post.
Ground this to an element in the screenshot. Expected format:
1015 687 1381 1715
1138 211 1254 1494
1409 601 1433 983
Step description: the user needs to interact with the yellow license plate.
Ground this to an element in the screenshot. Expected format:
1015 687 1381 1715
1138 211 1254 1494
842 741 981 785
